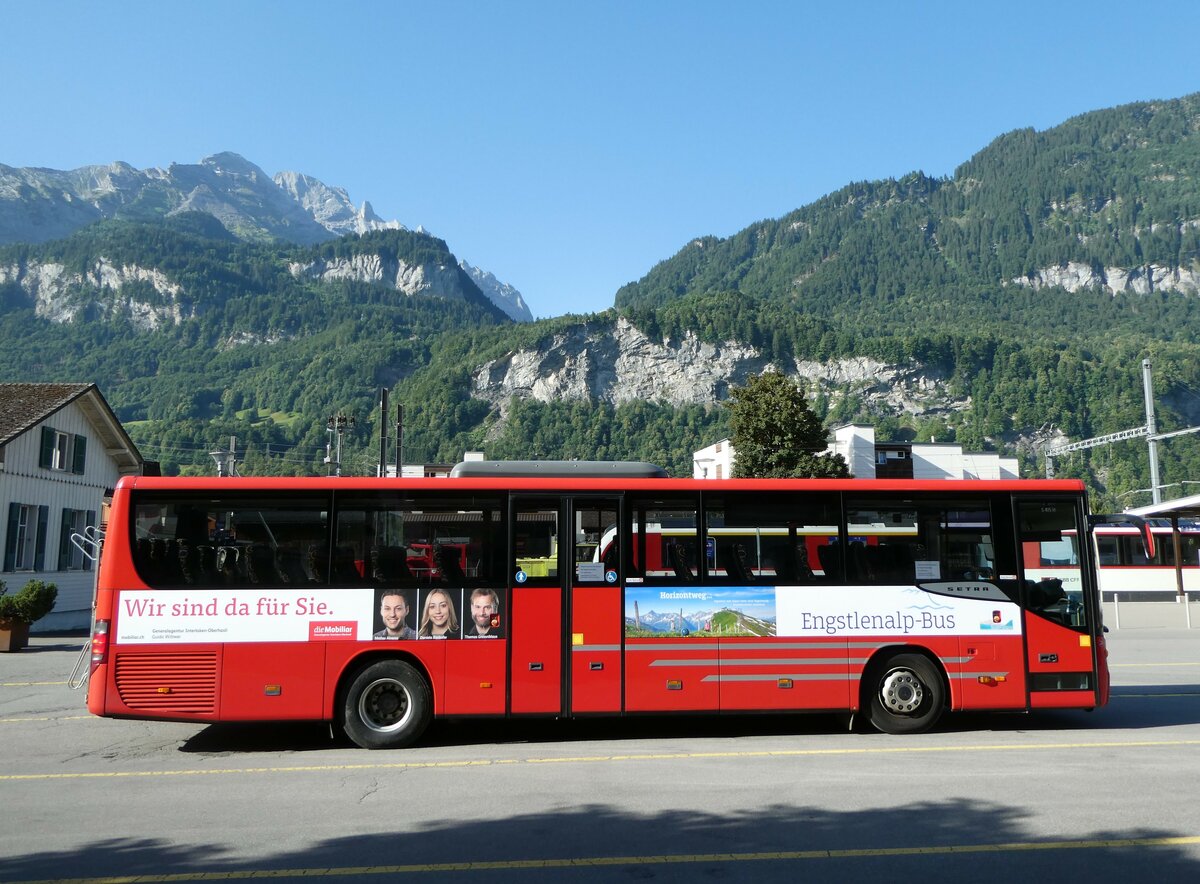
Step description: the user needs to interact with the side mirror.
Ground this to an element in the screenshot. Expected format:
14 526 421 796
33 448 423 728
1088 513 1155 560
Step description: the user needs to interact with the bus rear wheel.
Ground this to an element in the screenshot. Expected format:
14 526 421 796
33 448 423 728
866 653 944 735
342 660 431 749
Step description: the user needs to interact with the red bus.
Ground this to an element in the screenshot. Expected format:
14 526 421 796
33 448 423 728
87 463 1116 748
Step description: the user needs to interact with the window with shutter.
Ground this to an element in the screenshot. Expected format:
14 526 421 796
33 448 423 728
72 435 87 474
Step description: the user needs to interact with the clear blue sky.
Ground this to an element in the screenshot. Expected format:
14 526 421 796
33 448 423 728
4 1 1199 319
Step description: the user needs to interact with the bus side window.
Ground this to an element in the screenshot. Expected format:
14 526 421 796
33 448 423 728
629 495 699 585
702 493 839 586
846 499 994 586
336 494 505 588
130 495 329 589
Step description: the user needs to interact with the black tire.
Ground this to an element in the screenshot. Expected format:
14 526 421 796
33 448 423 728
865 653 945 735
341 660 431 749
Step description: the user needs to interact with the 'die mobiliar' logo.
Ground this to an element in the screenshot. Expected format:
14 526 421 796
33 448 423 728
310 621 358 641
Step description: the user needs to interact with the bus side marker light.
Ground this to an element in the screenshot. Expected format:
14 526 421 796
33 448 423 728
264 685 282 696
1080 636 1092 648
157 687 172 694
778 678 794 689
666 680 683 691
977 676 1006 686
480 682 493 689
572 633 584 646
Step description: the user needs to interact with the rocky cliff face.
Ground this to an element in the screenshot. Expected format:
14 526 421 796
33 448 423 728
0 258 191 330
471 316 966 420
1 250 495 334
1012 261 1200 295
287 254 475 302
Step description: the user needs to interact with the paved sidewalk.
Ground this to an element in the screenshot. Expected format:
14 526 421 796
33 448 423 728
1103 599 1199 630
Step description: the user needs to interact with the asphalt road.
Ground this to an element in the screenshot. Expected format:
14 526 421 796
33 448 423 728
2 627 1199 883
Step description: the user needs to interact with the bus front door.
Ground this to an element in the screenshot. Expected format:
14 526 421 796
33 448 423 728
508 497 565 714
567 498 622 714
1017 498 1103 708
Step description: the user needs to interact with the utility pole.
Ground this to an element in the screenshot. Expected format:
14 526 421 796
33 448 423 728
379 388 389 478
1143 358 1162 505
325 414 355 477
395 403 404 479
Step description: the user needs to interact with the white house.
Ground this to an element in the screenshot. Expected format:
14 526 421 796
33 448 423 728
692 438 735 479
0 383 143 632
696 425 1019 481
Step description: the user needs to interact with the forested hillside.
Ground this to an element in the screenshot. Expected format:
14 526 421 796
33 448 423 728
3 94 1200 507
613 94 1200 503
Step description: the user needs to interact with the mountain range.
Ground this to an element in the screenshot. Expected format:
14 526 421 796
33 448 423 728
4 94 1200 507
0 152 532 322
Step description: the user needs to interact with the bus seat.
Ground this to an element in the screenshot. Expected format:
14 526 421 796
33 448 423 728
305 544 326 583
176 540 200 585
890 544 915 581
847 541 871 582
667 542 696 582
794 543 815 582
135 539 156 581
374 545 413 582
816 543 842 581
196 544 218 584
278 548 309 584
331 545 361 583
436 545 468 584
248 544 279 585
722 545 753 584
216 545 241 584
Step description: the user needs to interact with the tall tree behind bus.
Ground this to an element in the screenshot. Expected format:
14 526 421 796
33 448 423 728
726 371 850 478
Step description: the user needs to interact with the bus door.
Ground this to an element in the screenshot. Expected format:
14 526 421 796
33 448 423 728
508 497 565 714
1016 498 1103 708
566 497 622 714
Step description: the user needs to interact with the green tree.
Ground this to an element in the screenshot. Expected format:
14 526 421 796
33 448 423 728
726 372 850 478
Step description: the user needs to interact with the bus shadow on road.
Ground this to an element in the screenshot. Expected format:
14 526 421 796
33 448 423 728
3 799 1199 883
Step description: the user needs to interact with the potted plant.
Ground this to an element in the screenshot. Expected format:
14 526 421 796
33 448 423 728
0 579 58 652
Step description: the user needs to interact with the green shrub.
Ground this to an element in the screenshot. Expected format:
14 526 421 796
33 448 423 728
0 580 58 623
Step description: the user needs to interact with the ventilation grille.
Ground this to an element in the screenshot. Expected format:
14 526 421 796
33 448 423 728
114 652 219 715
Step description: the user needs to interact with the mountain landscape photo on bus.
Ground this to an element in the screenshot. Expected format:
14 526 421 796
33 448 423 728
624 587 778 637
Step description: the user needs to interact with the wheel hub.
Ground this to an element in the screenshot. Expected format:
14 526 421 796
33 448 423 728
880 669 924 714
361 679 410 731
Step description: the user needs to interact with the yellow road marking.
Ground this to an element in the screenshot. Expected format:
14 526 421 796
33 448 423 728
4 739 1200 782
1109 662 1200 668
0 715 91 723
8 835 1200 883
1 681 70 686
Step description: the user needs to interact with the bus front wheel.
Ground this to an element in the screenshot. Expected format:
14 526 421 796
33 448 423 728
865 653 944 735
342 660 431 749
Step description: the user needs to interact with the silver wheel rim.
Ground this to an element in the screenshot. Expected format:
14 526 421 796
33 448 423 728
879 668 925 715
358 676 413 733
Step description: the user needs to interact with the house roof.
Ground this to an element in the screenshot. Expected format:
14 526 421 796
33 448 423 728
0 382 143 474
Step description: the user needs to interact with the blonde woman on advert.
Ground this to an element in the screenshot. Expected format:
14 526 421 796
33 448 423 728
419 588 459 638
